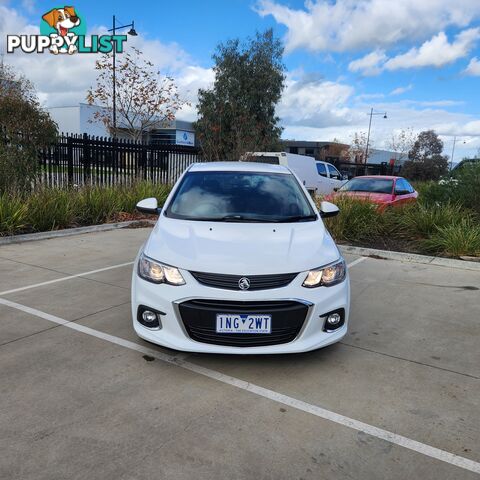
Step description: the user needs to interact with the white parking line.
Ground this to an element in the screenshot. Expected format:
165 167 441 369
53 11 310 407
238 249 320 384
0 295 478 475
346 256 367 268
0 262 134 296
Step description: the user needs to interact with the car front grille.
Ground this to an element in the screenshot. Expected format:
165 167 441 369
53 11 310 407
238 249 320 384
189 271 298 291
178 299 309 347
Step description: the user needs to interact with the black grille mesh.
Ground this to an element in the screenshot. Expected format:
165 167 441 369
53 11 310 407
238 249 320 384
190 271 298 291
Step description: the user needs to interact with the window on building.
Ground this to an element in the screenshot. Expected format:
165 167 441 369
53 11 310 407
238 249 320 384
289 147 298 154
305 148 315 157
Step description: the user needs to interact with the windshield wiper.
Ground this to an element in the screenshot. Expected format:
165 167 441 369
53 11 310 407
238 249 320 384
191 215 272 222
276 214 317 223
219 215 274 222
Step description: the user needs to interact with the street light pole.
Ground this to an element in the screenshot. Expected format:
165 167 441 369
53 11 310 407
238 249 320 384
112 15 116 134
450 135 457 171
108 16 137 138
364 108 387 174
365 108 387 164
365 107 373 163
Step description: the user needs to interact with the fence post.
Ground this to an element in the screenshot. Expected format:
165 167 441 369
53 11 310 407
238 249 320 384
142 144 147 180
83 133 90 184
67 136 74 186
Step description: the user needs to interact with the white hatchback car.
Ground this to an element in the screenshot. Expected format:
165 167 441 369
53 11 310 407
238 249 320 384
132 162 350 354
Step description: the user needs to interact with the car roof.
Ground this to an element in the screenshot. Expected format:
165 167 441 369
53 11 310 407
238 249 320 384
188 162 291 174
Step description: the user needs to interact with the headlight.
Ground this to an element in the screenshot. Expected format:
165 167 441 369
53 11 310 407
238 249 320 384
302 258 346 288
138 252 185 285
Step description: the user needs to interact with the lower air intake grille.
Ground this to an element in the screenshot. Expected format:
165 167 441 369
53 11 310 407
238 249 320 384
178 299 308 347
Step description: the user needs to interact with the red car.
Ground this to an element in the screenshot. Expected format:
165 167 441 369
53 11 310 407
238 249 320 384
325 175 418 210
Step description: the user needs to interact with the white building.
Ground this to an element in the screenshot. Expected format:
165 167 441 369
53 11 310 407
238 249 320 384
47 103 196 146
368 148 404 165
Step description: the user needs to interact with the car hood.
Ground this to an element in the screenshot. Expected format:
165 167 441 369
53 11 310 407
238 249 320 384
143 216 340 275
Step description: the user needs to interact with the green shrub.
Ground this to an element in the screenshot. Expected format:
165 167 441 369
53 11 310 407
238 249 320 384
75 186 121 225
117 182 172 212
0 193 28 235
416 164 480 216
0 182 174 236
27 188 76 231
394 202 467 237
321 196 382 242
423 219 480 257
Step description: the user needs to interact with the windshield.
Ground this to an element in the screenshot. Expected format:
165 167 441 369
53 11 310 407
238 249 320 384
339 178 394 194
165 171 316 222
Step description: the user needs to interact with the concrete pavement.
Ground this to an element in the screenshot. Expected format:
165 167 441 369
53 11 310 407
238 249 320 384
0 228 479 479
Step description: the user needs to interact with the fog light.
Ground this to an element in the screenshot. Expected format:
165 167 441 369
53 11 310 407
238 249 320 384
326 313 341 326
142 310 157 323
322 308 345 332
137 306 163 329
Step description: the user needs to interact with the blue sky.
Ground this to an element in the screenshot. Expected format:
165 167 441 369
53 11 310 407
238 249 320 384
3 0 480 158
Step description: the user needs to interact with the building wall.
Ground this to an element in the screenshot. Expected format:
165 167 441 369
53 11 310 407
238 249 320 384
47 103 195 144
79 103 111 137
47 106 81 135
281 140 349 162
368 149 403 165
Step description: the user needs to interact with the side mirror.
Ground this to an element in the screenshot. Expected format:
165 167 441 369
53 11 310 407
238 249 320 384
333 187 339 192
342 174 349 181
136 197 161 215
320 201 340 218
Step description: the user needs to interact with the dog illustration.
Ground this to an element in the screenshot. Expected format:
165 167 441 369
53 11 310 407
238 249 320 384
42 6 81 54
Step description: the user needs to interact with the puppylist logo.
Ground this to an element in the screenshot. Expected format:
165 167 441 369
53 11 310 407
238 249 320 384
7 6 127 55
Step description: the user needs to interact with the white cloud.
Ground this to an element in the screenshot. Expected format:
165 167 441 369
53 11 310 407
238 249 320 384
464 57 480 75
280 94 480 160
385 28 479 70
348 29 479 76
256 0 480 53
390 84 413 96
278 74 358 128
0 5 211 119
348 50 386 76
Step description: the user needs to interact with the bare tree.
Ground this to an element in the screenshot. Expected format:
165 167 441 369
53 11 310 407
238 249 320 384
328 138 349 161
86 47 187 141
388 128 416 164
347 132 370 163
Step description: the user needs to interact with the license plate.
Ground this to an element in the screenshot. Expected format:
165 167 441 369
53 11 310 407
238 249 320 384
216 313 271 334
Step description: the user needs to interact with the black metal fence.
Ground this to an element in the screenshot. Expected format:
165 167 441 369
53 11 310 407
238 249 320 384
333 160 402 179
38 133 203 188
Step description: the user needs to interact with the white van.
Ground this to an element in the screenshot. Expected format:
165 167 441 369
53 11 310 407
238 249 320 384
315 161 347 195
243 152 346 195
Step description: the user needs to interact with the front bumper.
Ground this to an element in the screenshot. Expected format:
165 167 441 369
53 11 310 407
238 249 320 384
131 266 350 354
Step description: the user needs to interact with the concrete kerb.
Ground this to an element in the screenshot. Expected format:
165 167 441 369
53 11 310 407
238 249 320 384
0 221 155 246
340 245 480 272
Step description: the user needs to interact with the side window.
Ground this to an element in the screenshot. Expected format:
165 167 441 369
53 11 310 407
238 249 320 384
316 162 328 177
404 180 414 193
327 164 341 180
395 179 409 194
